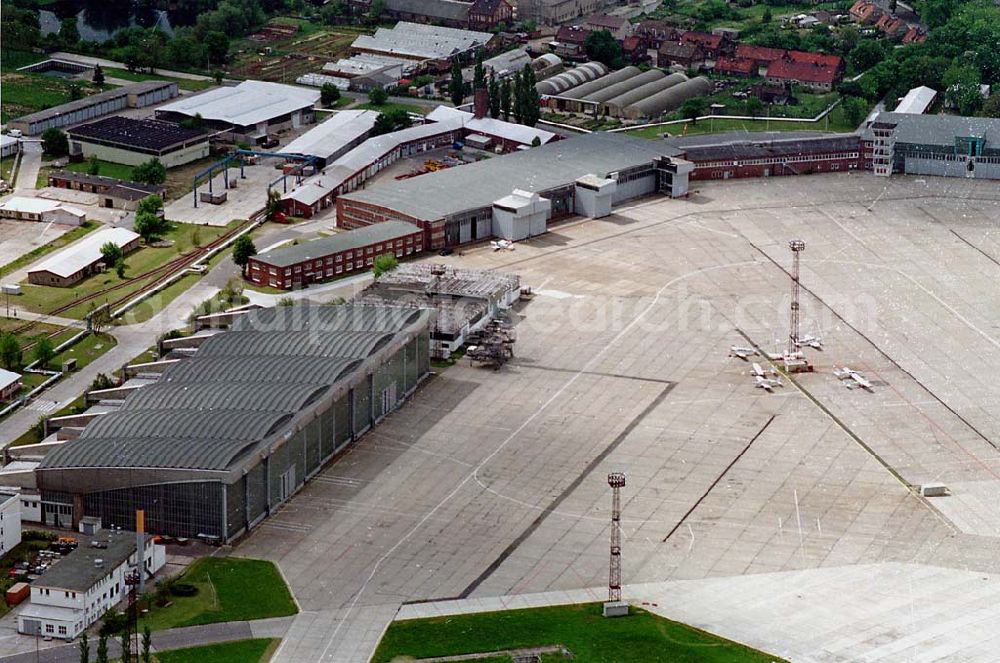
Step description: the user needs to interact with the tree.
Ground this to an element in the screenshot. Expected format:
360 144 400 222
79 632 90 663
372 254 398 278
366 0 384 25
141 626 152 663
836 25 860 56
321 82 341 107
512 68 524 123
519 65 541 126
371 109 412 136
681 97 707 122
232 235 257 276
367 85 388 105
132 158 166 185
69 83 84 101
837 80 864 98
119 631 131 663
137 195 164 218
761 7 772 23
889 0 897 14
473 52 486 92
100 241 123 269
88 154 101 176
92 64 105 85
943 62 982 115
265 188 282 222
500 76 511 121
745 96 764 118
584 30 621 68
96 635 108 663
114 256 126 279
842 96 868 127
849 41 888 73
33 336 54 370
213 69 224 85
982 93 1000 118
91 373 114 390
488 73 500 118
0 333 21 370
60 16 79 46
205 30 229 65
88 304 111 334
449 58 465 106
41 128 69 157
135 211 166 243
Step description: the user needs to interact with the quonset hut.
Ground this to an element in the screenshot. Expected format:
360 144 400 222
35 305 431 543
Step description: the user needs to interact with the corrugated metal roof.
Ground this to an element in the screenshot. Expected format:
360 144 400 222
196 330 395 358
120 382 330 413
161 355 360 385
352 22 492 61
29 226 138 279
156 81 319 127
12 81 175 127
231 303 427 333
252 222 420 268
282 110 379 161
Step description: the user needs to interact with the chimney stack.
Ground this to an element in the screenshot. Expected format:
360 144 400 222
474 88 488 119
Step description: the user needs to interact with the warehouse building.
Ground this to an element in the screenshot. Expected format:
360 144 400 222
350 22 497 65
155 81 319 143
617 76 713 120
17 530 164 640
602 73 689 117
67 117 209 168
281 110 380 169
893 86 937 114
337 131 693 248
28 227 140 287
8 81 178 137
863 112 1000 180
1 134 20 159
0 369 22 403
536 62 609 96
35 305 432 542
248 221 424 289
0 197 86 226
46 171 165 211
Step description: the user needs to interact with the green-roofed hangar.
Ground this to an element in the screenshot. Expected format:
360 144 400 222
36 305 431 543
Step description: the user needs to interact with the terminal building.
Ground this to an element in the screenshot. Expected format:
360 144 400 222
35 305 432 543
336 131 694 248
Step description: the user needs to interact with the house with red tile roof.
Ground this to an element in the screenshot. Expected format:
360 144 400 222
849 0 882 25
734 44 787 69
876 13 907 37
901 26 927 44
658 42 706 69
766 54 844 92
635 20 680 49
681 31 732 58
621 35 647 63
714 56 756 78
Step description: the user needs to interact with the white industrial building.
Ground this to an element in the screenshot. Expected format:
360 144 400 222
17 529 165 640
0 197 86 226
350 22 496 63
1 134 21 159
893 86 937 114
492 189 550 240
281 110 380 167
0 492 22 557
28 226 140 287
155 81 320 142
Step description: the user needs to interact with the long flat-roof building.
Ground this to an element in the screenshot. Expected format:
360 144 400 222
0 369 22 403
35 305 432 542
67 116 209 168
281 110 380 168
28 226 140 287
351 22 497 63
1 134 20 160
0 197 86 226
336 131 693 247
248 221 424 289
155 81 319 143
8 81 178 137
46 171 165 211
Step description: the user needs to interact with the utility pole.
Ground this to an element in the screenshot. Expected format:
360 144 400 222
603 472 628 617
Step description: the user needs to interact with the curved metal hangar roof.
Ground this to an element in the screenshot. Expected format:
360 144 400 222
39 305 427 473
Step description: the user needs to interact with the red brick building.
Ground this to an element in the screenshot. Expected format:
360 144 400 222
634 20 680 49
658 42 705 69
680 31 732 58
734 44 787 71
247 220 424 289
468 0 513 30
714 56 756 78
765 52 844 92
682 135 863 180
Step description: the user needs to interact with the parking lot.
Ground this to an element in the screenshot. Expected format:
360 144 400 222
0 220 73 271
233 172 1000 662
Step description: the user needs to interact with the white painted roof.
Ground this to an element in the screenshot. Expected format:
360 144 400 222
351 22 493 61
0 369 20 392
157 81 319 127
282 110 380 161
29 226 139 279
0 135 18 149
425 106 556 146
324 54 414 77
282 180 332 206
0 196 84 216
894 86 937 114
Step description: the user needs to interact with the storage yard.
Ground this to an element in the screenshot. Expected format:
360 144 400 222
224 172 1000 663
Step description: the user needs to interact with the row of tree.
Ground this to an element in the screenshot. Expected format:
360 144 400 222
450 58 541 127
77 626 152 663
0 332 53 371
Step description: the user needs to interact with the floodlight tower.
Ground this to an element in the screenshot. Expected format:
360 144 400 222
788 240 805 356
604 472 628 617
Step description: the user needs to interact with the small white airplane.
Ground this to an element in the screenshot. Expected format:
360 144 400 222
834 367 873 391
754 375 783 392
729 345 758 360
796 334 823 350
491 239 515 251
749 362 778 378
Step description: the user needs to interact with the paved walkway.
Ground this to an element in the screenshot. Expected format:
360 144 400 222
0 616 293 662
48 53 211 82
12 142 41 194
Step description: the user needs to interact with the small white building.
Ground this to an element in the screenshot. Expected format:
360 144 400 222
0 197 86 226
17 530 165 641
492 189 550 241
1 134 20 159
574 174 617 218
0 368 22 403
0 492 22 556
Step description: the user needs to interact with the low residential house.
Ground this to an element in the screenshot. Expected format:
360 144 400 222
27 226 140 287
634 20 680 49
680 31 732 58
901 26 927 44
714 56 756 78
734 44 787 72
849 0 882 25
876 13 907 38
553 25 592 58
658 42 705 69
765 52 844 92
621 36 647 64
584 14 633 41
0 369 21 403
46 171 165 211
468 0 513 30
17 530 165 641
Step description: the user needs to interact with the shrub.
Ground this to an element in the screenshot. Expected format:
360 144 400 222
171 583 199 597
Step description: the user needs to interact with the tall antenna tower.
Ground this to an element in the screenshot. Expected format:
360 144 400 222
604 473 628 617
788 240 805 356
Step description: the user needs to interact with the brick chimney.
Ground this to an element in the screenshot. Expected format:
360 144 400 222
473 88 488 119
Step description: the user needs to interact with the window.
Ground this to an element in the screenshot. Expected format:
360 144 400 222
284 268 291 276
58 626 67 635
346 261 353 270
45 625 54 633
366 257 373 266
336 265 342 274
294 266 301 273
335 254 343 262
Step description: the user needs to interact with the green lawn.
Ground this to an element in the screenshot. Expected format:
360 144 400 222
372 603 787 663
155 638 278 663
48 331 116 371
0 221 98 280
118 272 202 325
356 101 427 115
103 68 214 92
37 158 137 188
140 558 297 631
653 0 845 30
1 156 16 183
0 72 110 124
624 104 858 139
16 222 232 319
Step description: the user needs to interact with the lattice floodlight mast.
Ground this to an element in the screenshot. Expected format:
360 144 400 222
788 240 806 356
607 472 626 602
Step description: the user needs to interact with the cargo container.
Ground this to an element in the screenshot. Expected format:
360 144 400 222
6 582 29 606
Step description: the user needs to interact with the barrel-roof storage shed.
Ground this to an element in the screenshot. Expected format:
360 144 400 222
603 73 688 117
535 62 609 96
623 76 713 120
